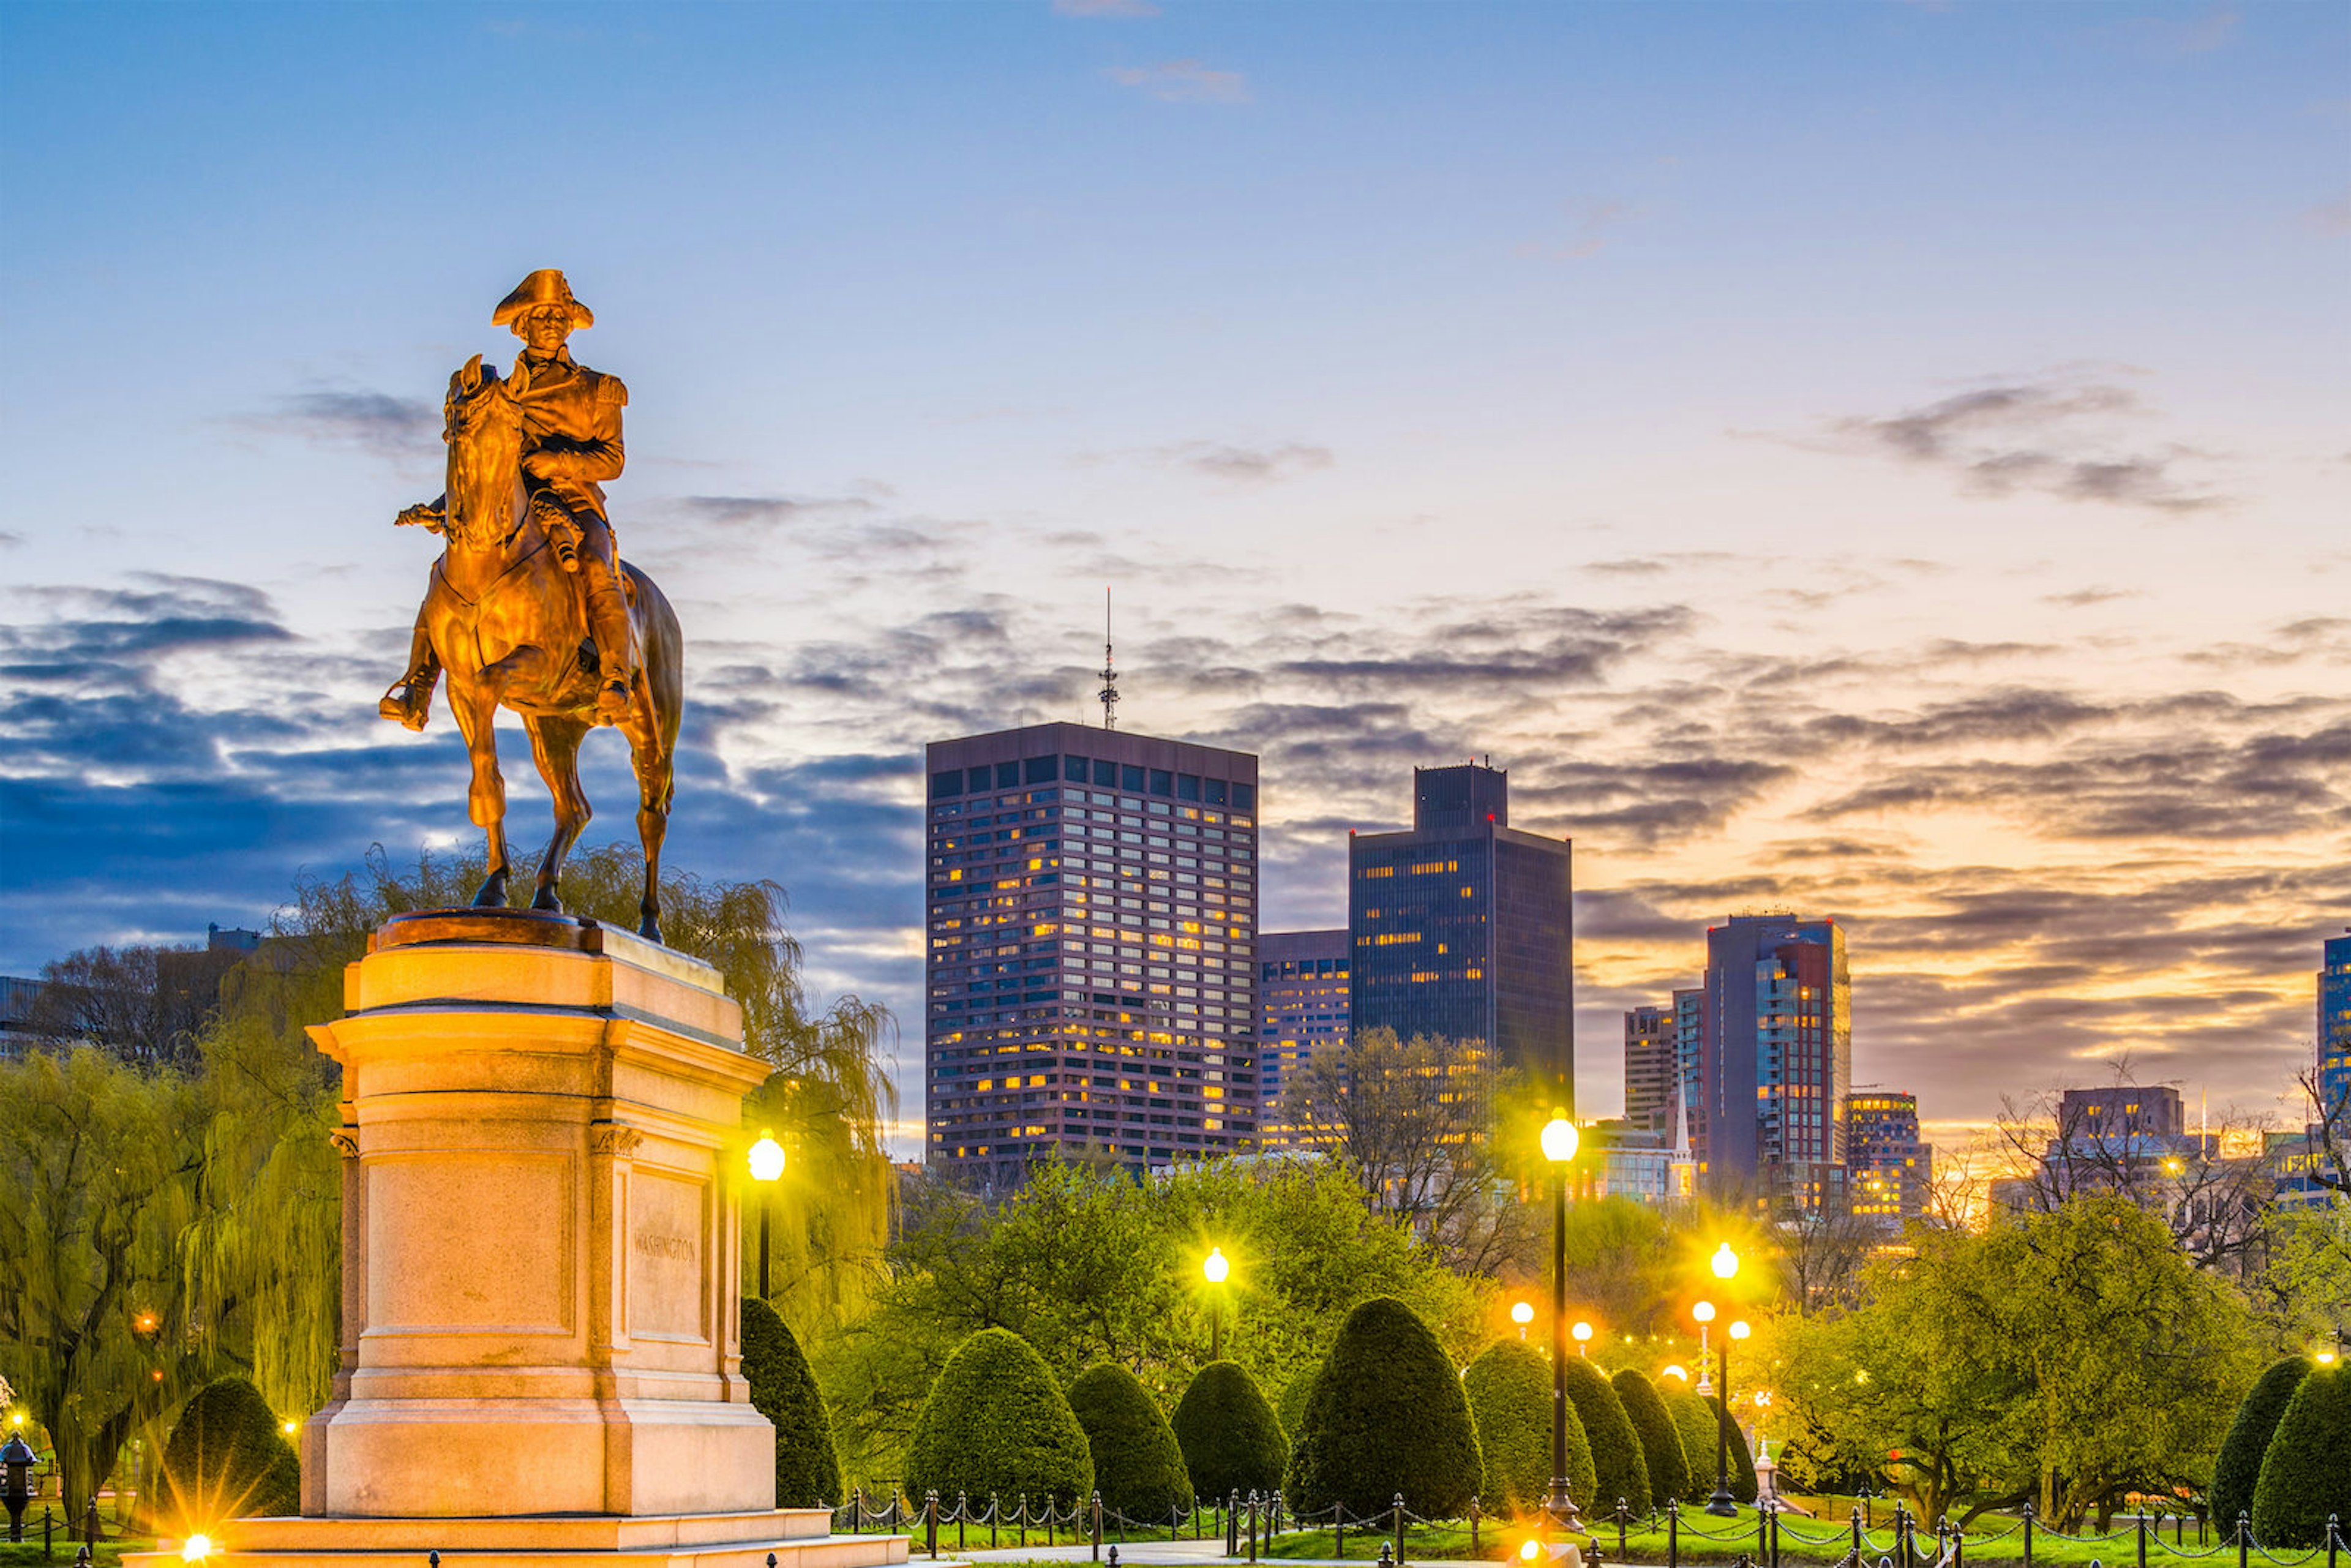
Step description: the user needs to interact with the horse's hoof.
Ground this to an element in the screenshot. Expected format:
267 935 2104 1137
637 914 664 945
471 876 508 908
532 887 564 913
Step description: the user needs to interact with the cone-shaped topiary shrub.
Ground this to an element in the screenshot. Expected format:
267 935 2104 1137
1276 1360 1320 1454
1286 1296 1482 1519
907 1328 1094 1510
159 1376 301 1526
741 1297 844 1507
2212 1357 2312 1537
1173 1360 1289 1504
1561 1356 1649 1518
1463 1340 1595 1516
2251 1361 2351 1549
1660 1386 1724 1503
1070 1362 1194 1523
1611 1367 1689 1510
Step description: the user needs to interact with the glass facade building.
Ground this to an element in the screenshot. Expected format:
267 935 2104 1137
1699 915 1851 1210
1624 1003 1676 1136
1348 764 1575 1093
1256 928 1350 1150
2320 931 2351 1125
924 722 1259 1188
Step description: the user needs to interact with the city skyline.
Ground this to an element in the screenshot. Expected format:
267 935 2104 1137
3 3 2347 1157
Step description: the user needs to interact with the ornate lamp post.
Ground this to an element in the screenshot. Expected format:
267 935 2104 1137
2 1432 36 1544
1512 1301 1534 1341
1703 1242 1741 1518
1203 1246 1231 1362
1540 1109 1582 1529
748 1130 786 1300
1692 1301 1716 1395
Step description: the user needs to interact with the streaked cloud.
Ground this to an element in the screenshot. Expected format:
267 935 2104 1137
1104 59 1248 103
235 388 438 456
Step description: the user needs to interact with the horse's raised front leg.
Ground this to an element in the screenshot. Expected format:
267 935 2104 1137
448 679 511 907
524 714 593 913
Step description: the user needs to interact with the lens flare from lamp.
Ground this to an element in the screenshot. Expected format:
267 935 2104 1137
1662 1364 1690 1381
2320 1350 2339 1366
282 1420 299 1436
1540 1112 1578 1164
182 1536 214 1562
1572 1321 1592 1343
748 1131 786 1183
1692 1301 1715 1323
1711 1242 1739 1280
1203 1246 1230 1284
1520 1539 1542 1561
1510 1302 1534 1326
1729 1320 1751 1341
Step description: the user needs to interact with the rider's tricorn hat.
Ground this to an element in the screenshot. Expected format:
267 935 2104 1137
492 269 594 330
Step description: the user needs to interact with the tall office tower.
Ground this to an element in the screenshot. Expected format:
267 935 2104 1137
1673 986 1706 1161
924 723 1259 1188
1845 1090 1933 1222
1699 915 1851 1210
1624 1003 1676 1135
1256 929 1351 1150
1349 763 1575 1093
2320 931 2351 1123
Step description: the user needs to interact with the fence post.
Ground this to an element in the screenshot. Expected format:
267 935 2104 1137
1228 1491 1240 1556
1336 1502 1346 1561
2137 1512 2148 1568
1771 1502 1783 1568
2327 1514 2341 1568
1668 1500 1679 1568
1854 1504 1865 1567
959 1492 969 1553
1252 1492 1264 1564
1470 1496 1481 1557
2023 1502 2034 1568
1393 1492 1406 1568
1952 1514 1962 1568
81 1500 98 1545
925 1490 939 1561
1092 1490 1103 1562
2239 1513 2251 1568
1757 1502 1769 1567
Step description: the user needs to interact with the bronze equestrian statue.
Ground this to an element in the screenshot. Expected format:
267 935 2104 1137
377 271 683 940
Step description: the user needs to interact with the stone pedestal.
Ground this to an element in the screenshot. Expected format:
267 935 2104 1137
126 909 909 1568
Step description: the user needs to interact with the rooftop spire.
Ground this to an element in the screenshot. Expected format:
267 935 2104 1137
1097 588 1119 730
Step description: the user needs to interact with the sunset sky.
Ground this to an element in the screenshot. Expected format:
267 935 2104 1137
4 1 2346 1155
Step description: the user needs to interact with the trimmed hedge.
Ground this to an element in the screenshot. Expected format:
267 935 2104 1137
1173 1360 1289 1502
1561 1356 1649 1518
159 1376 301 1525
1070 1362 1194 1521
1610 1367 1689 1510
1463 1339 1595 1516
1275 1360 1320 1453
2212 1357 2312 1536
906 1328 1094 1510
2251 1362 2350 1549
741 1297 844 1507
1286 1296 1482 1519
1660 1387 1727 1502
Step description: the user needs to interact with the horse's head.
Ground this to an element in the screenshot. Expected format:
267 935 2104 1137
441 353 529 547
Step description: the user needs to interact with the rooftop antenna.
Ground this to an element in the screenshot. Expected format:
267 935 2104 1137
1097 588 1119 730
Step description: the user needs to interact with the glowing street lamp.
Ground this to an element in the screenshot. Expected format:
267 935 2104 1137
1202 1246 1234 1362
1661 1364 1690 1383
748 1130 786 1300
182 1534 214 1562
1540 1109 1582 1529
1711 1242 1739 1281
1512 1301 1535 1340
1571 1321 1592 1358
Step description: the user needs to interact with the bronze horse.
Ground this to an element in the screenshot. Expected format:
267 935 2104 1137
397 353 683 939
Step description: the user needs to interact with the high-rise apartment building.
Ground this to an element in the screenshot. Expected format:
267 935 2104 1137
1257 929 1350 1149
1348 764 1575 1093
1672 986 1705 1159
1624 1003 1676 1135
1698 915 1851 1210
1846 1090 1933 1222
2320 931 2351 1123
924 723 1259 1188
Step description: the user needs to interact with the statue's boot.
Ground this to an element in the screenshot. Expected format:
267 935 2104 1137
379 665 438 731
585 572 637 722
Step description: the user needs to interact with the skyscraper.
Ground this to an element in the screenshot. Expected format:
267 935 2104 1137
1699 914 1851 1210
1256 928 1350 1150
924 722 1259 1187
1348 763 1575 1093
1624 1003 1675 1135
1845 1090 1933 1222
2320 930 2351 1123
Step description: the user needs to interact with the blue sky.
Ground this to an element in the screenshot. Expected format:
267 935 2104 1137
4 1 2347 1152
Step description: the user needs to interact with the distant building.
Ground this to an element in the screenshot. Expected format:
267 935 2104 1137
1845 1090 1933 1223
1698 915 1851 1212
2320 930 2351 1124
1348 763 1575 1094
923 722 1259 1188
1673 986 1706 1161
1256 928 1350 1150
1580 1103 1697 1207
1624 1003 1676 1136
1987 1083 2218 1211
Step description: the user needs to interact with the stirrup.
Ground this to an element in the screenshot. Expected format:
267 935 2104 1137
378 678 432 732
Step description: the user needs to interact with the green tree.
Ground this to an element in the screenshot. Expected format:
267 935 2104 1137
2210 1357 2312 1536
1611 1367 1689 1510
1560 1357 1648 1517
157 1376 301 1528
1660 1387 1723 1503
1070 1362 1193 1522
2251 1362 2351 1549
906 1329 1093 1510
1463 1339 1594 1517
1172 1361 1288 1503
742 1297 845 1507
1286 1296 1482 1519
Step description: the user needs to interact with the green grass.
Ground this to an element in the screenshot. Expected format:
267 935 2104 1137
0 1539 157 1567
